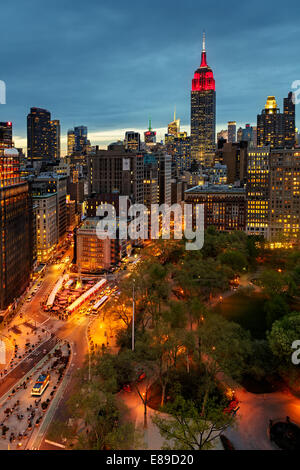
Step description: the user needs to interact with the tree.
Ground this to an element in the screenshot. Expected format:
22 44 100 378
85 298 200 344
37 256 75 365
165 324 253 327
260 269 286 297
68 382 138 450
218 250 248 273
264 295 289 329
152 394 234 450
268 312 300 363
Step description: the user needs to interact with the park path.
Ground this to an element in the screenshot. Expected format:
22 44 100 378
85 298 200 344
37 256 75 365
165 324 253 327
225 388 300 450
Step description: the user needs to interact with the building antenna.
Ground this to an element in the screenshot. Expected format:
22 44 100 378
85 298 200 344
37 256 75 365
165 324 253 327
202 30 206 52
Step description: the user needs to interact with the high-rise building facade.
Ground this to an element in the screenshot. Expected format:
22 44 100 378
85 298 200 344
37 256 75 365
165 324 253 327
227 121 236 143
0 148 33 312
257 93 295 149
283 91 296 148
50 119 60 159
27 107 52 161
216 141 248 185
33 193 57 263
191 33 216 165
158 153 172 206
0 122 13 149
87 144 144 204
246 147 270 239
30 173 67 241
27 107 60 161
67 129 76 155
124 131 141 151
185 184 246 232
168 110 180 137
144 120 156 144
269 149 300 242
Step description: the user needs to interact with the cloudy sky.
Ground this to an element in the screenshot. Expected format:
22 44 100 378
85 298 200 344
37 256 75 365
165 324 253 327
0 0 300 154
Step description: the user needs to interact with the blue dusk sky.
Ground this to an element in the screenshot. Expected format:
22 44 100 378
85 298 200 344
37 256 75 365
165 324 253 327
0 0 300 153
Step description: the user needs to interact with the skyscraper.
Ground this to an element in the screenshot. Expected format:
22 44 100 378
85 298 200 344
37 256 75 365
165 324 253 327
246 147 270 239
168 109 180 137
67 129 76 155
0 122 13 149
50 119 60 159
227 121 236 143
74 126 88 153
0 148 33 312
144 120 156 144
283 91 296 148
257 93 295 149
257 97 284 149
27 107 52 161
191 32 216 165
27 107 60 161
124 131 141 151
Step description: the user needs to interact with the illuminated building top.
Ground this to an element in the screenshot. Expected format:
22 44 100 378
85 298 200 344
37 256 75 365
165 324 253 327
192 32 215 92
264 96 279 114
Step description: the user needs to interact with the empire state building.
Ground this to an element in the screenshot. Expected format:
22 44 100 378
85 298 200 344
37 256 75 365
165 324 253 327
191 33 216 165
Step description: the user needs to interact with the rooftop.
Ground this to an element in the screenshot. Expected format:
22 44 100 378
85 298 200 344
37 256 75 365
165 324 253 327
185 184 245 195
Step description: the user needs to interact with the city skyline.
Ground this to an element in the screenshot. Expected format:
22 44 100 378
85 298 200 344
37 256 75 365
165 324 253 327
0 0 300 153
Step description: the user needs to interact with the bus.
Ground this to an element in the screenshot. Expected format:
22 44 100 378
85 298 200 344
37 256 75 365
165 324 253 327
31 374 50 396
92 295 108 311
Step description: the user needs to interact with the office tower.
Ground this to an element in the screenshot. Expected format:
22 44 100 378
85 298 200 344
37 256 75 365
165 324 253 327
168 109 180 137
269 149 300 242
144 120 156 144
166 132 191 172
67 168 85 213
144 154 159 207
216 141 248 185
50 119 60 159
124 131 141 151
256 94 295 149
67 129 76 155
87 144 144 204
283 91 296 148
27 107 52 161
191 32 216 165
157 153 172 205
185 184 246 232
227 121 236 143
246 147 270 239
30 173 67 241
242 124 253 142
257 96 284 148
0 148 33 312
74 126 88 153
0 122 13 149
33 193 57 262
237 127 243 142
66 195 76 230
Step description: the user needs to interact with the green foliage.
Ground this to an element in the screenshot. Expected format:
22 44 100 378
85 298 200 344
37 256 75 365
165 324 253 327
152 394 234 450
268 312 300 362
218 250 248 273
264 295 289 330
260 269 286 296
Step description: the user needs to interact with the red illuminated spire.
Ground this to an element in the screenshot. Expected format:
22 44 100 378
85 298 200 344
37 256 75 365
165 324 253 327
192 32 215 92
